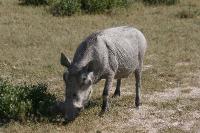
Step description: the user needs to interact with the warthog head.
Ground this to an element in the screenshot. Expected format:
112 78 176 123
60 53 93 121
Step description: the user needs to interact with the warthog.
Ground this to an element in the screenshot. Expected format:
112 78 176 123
60 26 147 121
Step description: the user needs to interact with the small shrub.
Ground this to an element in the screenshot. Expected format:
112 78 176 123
0 80 31 120
143 0 179 5
80 0 108 13
51 0 81 16
80 0 128 13
19 0 49 5
51 0 129 16
0 79 57 121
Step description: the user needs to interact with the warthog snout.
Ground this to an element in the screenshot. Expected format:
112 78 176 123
64 102 82 121
50 101 82 121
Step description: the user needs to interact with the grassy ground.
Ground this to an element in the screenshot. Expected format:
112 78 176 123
0 0 200 132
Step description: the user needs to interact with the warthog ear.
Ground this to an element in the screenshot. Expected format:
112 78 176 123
60 53 71 68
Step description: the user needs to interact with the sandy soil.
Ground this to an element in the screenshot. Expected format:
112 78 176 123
105 68 200 133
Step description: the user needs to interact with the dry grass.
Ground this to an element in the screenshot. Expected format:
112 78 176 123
0 0 200 132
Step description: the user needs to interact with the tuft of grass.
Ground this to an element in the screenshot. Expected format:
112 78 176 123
142 0 179 5
181 88 191 94
19 0 49 5
148 97 181 110
176 9 200 19
176 9 194 19
160 127 185 133
0 79 57 121
175 3 200 19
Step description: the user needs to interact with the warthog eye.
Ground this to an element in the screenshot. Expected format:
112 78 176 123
73 93 77 98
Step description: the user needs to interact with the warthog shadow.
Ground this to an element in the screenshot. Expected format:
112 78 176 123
49 97 102 125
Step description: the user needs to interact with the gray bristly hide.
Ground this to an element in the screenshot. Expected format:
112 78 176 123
60 26 147 121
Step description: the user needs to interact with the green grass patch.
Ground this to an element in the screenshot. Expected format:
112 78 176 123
51 0 81 16
80 0 128 13
0 79 57 122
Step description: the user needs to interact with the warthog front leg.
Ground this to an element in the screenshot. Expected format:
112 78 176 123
113 79 121 97
102 75 114 112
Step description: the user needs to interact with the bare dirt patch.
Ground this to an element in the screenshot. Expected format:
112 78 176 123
110 86 200 133
95 67 200 132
